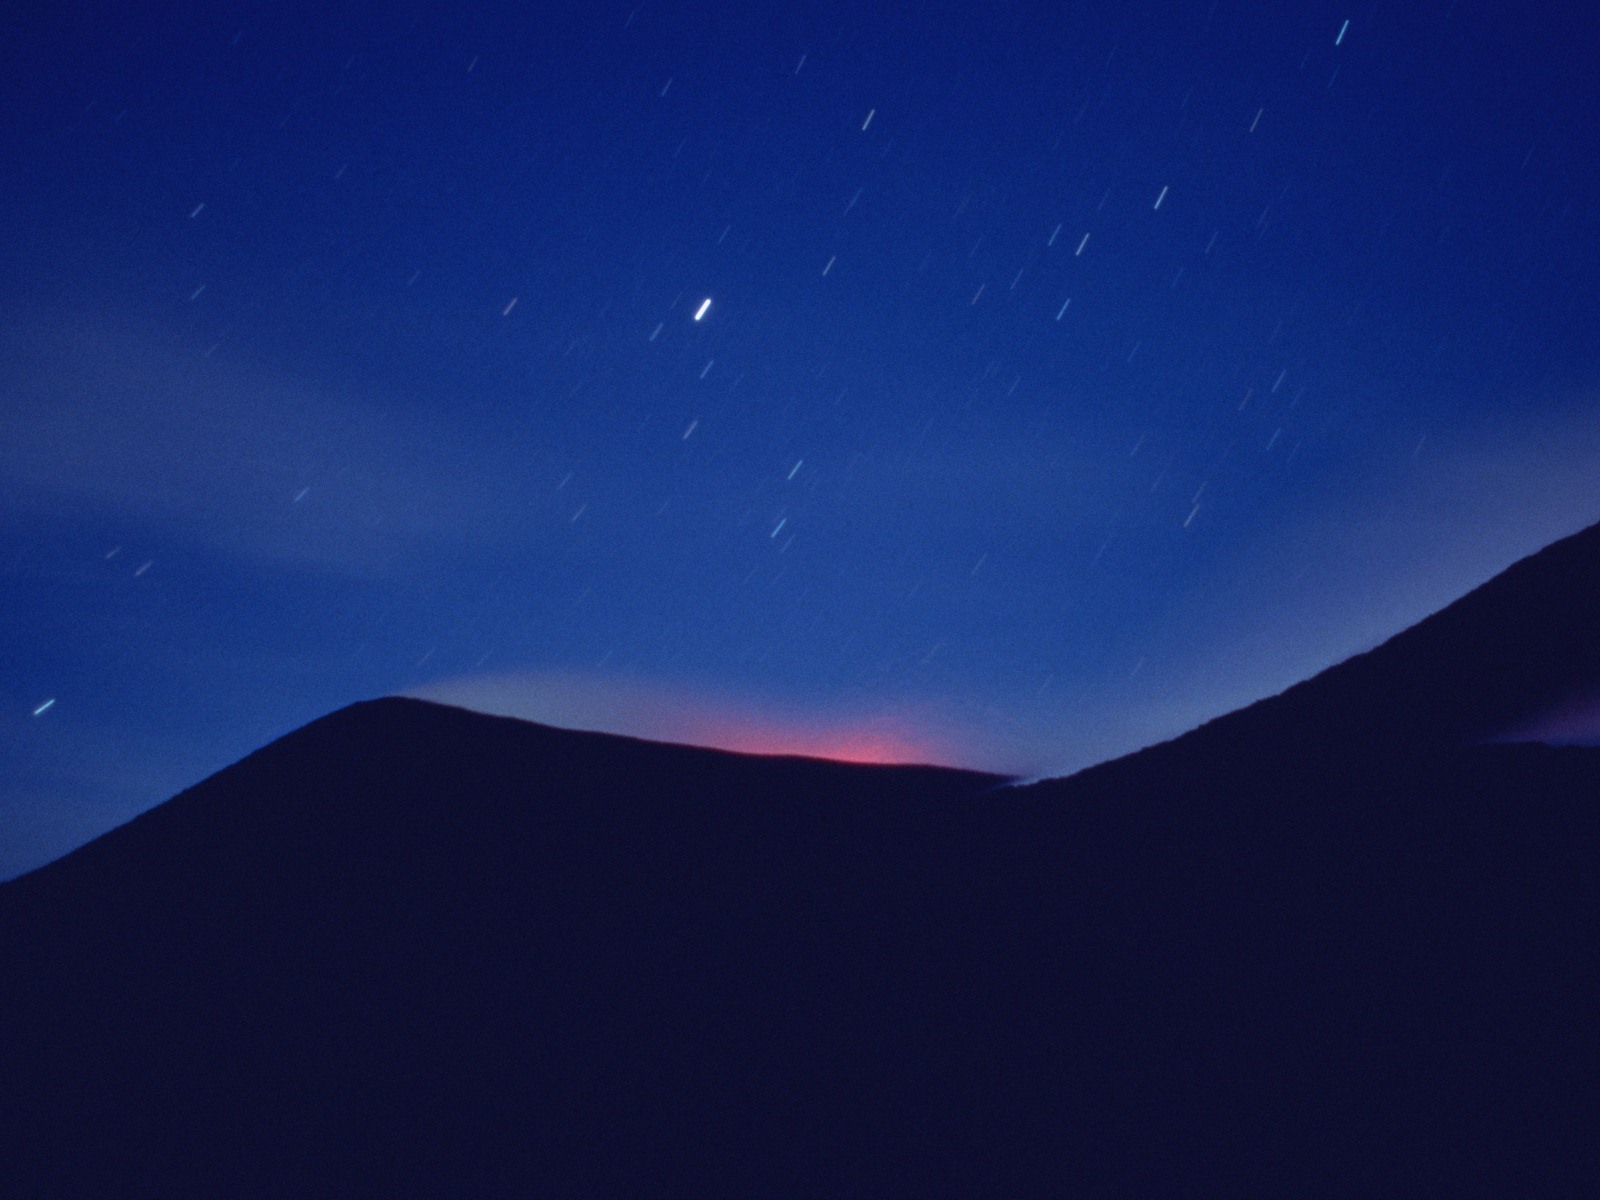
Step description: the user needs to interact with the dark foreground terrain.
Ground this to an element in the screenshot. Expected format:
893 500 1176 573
4 524 1599 1196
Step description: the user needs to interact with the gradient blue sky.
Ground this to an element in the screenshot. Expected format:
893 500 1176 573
4 0 1597 876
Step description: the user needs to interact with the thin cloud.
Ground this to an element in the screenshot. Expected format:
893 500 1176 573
0 309 572 578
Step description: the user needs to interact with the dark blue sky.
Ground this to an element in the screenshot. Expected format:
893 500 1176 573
4 0 1597 876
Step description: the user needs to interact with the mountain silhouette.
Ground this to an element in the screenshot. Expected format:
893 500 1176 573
1155 515 1600 754
3 524 1598 1196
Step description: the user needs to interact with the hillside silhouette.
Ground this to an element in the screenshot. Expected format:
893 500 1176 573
3 524 1599 1196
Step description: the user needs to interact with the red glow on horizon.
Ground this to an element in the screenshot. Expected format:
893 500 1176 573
408 670 973 768
671 714 952 766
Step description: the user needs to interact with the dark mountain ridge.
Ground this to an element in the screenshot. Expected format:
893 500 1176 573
3 523 1599 1196
1135 517 1600 763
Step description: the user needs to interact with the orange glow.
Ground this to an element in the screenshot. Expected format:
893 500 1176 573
678 716 945 765
407 669 967 768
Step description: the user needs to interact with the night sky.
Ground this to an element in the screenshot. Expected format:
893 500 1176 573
4 0 1597 878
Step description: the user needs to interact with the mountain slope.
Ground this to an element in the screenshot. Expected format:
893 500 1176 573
0 705 1013 1195
1175 517 1600 754
3 523 1599 1196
